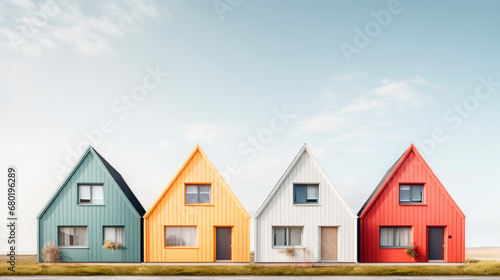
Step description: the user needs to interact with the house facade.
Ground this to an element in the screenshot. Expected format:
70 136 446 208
143 145 250 262
37 146 145 262
358 144 465 263
255 144 357 263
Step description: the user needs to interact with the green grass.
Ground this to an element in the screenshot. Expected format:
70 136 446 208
1 256 500 276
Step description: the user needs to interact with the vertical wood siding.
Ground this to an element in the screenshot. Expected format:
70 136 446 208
38 152 142 262
359 149 465 262
144 148 250 262
255 150 357 262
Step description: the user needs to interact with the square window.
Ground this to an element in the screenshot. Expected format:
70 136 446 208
294 184 319 204
399 184 424 204
165 227 197 246
78 184 104 205
103 226 125 246
59 226 87 247
185 184 211 204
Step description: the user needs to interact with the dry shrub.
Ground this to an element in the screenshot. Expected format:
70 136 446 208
405 243 418 259
41 241 60 263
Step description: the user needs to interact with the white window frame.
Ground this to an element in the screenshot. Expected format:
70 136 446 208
272 226 303 248
78 184 104 205
103 226 125 247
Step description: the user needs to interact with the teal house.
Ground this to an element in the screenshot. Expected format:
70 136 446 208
37 146 145 262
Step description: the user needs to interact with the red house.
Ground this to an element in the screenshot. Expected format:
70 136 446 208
358 144 465 263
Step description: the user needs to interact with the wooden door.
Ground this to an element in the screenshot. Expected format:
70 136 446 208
321 227 338 261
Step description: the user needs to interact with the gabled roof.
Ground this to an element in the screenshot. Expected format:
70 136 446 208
357 144 465 219
37 146 145 219
94 149 145 216
255 144 355 219
144 144 250 219
356 152 404 217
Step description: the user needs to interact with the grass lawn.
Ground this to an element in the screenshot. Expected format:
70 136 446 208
1 256 500 276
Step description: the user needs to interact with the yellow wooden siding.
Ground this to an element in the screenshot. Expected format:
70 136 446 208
144 146 250 262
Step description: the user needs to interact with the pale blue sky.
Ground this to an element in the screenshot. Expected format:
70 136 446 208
0 0 499 253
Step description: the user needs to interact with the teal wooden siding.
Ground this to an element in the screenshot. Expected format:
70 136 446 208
38 150 142 262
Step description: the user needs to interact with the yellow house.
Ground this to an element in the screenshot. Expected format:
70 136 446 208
144 145 250 262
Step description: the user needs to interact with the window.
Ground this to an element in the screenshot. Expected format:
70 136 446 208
165 227 197 246
273 227 302 247
185 184 211 204
293 184 318 204
79 184 104 204
103 226 125 246
380 227 411 248
59 227 87 247
399 184 423 204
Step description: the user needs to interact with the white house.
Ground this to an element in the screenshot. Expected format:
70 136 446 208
254 144 357 263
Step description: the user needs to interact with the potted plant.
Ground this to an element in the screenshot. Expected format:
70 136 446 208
103 240 122 252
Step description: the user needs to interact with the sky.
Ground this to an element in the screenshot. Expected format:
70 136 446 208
0 0 499 254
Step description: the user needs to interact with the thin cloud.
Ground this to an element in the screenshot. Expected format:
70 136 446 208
338 76 434 115
0 0 169 57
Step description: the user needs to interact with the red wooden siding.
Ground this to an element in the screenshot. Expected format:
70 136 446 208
359 145 465 262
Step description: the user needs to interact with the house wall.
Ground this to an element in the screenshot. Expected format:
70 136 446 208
359 150 465 262
38 152 142 262
144 150 250 262
255 151 357 263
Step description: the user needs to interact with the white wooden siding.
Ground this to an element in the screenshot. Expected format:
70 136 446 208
255 146 357 262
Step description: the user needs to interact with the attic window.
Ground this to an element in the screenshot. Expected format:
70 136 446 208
399 184 423 204
293 184 319 204
78 184 104 205
185 184 211 204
